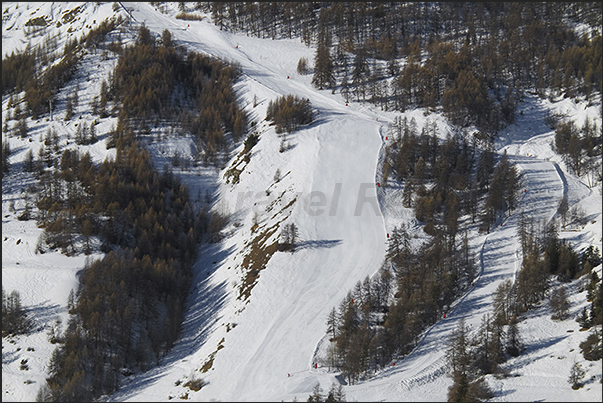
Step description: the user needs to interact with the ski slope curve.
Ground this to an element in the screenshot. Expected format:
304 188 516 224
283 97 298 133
347 157 565 401
109 4 388 402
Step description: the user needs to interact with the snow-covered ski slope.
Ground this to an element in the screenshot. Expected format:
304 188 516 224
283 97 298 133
2 3 601 402
108 4 601 402
109 3 389 402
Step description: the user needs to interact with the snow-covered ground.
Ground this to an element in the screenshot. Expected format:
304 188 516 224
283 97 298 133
3 3 601 402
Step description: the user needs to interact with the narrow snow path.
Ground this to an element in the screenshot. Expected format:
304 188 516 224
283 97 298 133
348 156 565 401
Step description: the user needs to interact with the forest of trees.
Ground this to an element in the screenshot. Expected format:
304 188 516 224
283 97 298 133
0 23 246 402
1 19 247 401
108 25 247 166
32 26 245 402
323 114 601 389
445 215 602 400
321 118 525 384
2 49 36 96
383 116 520 238
202 2 601 136
1 3 601 401
1 17 122 120
33 134 202 401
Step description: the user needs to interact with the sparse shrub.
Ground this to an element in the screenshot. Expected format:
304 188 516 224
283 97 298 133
224 167 242 185
244 133 259 152
47 318 63 344
183 376 206 391
175 12 204 21
466 376 494 401
25 16 48 27
208 211 228 243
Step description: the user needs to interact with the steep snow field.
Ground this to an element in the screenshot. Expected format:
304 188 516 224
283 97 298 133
3 3 601 402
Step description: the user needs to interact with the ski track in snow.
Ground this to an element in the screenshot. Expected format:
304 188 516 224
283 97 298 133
3 3 602 403
120 5 569 400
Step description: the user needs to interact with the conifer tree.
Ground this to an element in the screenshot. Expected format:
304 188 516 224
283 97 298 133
2 288 31 336
550 285 571 320
505 315 523 357
351 46 370 102
1 140 10 177
297 57 310 75
492 279 515 325
446 318 472 400
568 361 586 389
308 383 324 402
312 24 335 90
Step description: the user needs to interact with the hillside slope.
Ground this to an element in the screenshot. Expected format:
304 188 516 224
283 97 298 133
2 3 601 402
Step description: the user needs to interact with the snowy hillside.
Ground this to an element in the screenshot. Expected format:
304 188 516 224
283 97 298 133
3 2 602 402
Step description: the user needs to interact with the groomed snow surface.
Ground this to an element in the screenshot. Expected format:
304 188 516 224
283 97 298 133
2 3 602 402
